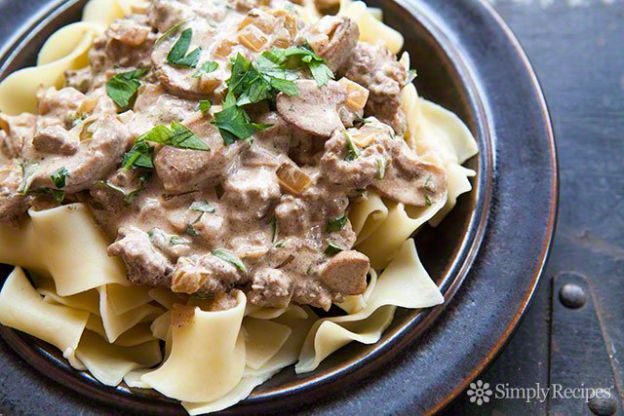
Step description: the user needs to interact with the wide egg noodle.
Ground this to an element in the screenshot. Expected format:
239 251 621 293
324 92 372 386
183 306 318 415
75 330 162 386
0 267 89 364
0 221 46 273
356 196 446 269
349 191 389 246
0 26 99 115
296 239 443 373
98 284 163 343
29 204 129 296
243 317 292 370
339 0 404 54
141 291 247 403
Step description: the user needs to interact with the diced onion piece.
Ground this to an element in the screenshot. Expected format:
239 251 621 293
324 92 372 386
351 124 387 147
79 97 98 113
198 77 221 93
339 77 369 112
238 26 268 52
213 39 236 58
277 163 312 195
270 10 298 37
238 16 255 31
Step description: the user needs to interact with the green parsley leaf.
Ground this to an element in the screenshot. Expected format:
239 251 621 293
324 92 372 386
18 163 39 194
185 223 199 237
198 99 211 115
167 28 201 68
98 172 150 204
50 167 69 189
327 215 348 232
344 131 361 161
190 200 216 213
168 122 210 150
269 77 298 96
324 241 345 256
212 104 270 144
269 216 278 243
193 61 219 78
49 189 65 203
156 20 187 45
212 248 247 273
106 68 149 111
122 141 155 169
425 194 432 206
262 45 334 86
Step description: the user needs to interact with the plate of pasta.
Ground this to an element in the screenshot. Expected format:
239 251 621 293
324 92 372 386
0 0 557 414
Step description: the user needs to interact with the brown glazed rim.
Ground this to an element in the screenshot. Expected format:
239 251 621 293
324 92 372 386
0 0 558 414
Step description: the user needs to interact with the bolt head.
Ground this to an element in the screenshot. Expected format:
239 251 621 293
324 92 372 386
559 283 586 309
588 392 617 416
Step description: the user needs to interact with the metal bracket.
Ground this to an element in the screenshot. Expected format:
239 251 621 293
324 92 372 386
549 272 622 415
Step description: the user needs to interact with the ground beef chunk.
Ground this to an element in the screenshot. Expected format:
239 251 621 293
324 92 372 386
372 147 448 206
171 253 246 294
319 124 398 190
248 268 293 308
0 161 29 221
222 166 280 221
32 124 79 155
108 226 174 287
345 42 408 134
30 115 131 193
0 113 36 159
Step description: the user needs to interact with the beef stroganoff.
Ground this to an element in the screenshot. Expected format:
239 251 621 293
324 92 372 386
0 0 477 412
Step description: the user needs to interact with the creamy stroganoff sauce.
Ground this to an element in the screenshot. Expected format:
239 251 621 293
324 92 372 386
0 0 447 310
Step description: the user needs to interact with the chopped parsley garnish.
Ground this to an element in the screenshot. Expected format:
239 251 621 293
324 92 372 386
185 223 199 237
212 248 247 273
375 158 386 180
212 101 270 144
106 68 149 111
198 100 211 115
50 166 69 189
324 241 345 256
227 53 298 106
70 112 88 128
190 200 216 213
148 228 191 246
269 216 278 243
122 122 209 169
167 28 201 68
327 215 348 232
48 189 65 203
261 45 334 86
344 131 361 161
193 61 219 78
156 20 187 45
406 69 417 84
425 194 432 206
18 163 39 194
122 141 155 169
98 173 151 204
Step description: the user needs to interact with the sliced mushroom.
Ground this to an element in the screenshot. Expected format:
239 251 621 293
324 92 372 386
276 79 347 137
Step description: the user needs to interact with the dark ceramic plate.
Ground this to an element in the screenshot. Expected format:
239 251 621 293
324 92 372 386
0 0 557 414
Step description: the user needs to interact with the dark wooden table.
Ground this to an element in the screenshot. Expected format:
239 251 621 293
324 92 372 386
0 0 622 415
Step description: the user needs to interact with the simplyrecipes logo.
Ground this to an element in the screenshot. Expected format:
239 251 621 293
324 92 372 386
466 380 612 406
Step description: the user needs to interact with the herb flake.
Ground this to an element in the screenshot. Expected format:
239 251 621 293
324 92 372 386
167 28 201 68
106 68 149 111
327 215 348 232
212 248 247 273
50 167 69 189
